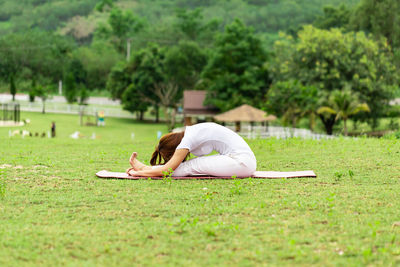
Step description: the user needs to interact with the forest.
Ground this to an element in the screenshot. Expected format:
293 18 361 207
0 0 399 134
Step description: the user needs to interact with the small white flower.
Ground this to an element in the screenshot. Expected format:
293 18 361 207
202 187 208 190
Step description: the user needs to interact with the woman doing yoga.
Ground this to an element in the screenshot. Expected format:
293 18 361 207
127 122 257 177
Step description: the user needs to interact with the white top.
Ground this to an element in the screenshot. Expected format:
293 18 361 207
176 122 256 167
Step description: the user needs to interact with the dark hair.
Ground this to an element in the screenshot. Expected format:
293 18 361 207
150 131 185 165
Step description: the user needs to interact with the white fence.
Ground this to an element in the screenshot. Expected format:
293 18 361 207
18 102 134 118
226 125 334 140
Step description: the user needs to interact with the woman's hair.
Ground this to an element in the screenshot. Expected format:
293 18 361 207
150 131 185 165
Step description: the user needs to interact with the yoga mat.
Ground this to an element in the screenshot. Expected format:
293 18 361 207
96 170 316 180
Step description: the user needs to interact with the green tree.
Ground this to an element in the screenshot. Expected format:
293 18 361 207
29 78 37 103
272 26 398 133
266 80 318 129
164 41 207 91
0 31 73 91
174 8 219 41
9 75 16 101
351 0 400 48
35 85 51 114
106 61 131 100
317 88 370 135
72 40 122 90
96 7 143 54
201 19 270 111
64 72 77 104
314 5 352 30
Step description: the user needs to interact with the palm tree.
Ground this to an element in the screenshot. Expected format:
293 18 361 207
317 88 370 136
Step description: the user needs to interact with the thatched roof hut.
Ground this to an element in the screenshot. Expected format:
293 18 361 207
214 104 276 131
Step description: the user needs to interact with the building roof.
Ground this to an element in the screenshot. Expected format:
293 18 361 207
214 104 277 122
183 90 219 115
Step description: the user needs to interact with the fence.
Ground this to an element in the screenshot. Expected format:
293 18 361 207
0 103 20 122
17 101 134 118
225 125 334 140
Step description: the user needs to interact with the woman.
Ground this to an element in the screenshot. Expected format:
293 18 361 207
126 122 256 177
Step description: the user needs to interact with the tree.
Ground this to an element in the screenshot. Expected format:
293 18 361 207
0 31 73 94
36 85 51 114
29 78 37 103
313 5 352 30
109 43 205 128
79 87 89 105
317 88 370 135
266 80 318 129
121 84 150 121
164 41 208 91
10 75 16 101
72 41 122 90
106 61 131 100
64 72 77 104
174 8 219 42
95 7 143 54
201 19 270 111
351 0 400 48
272 26 398 133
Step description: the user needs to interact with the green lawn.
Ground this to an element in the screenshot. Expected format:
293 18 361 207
1 112 400 266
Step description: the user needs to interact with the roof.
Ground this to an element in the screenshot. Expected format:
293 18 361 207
214 104 277 122
183 90 218 115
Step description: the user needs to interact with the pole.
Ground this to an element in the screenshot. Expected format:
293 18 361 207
58 80 62 95
126 39 131 62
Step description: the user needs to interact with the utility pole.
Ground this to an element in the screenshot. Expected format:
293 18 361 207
58 80 62 95
126 38 131 62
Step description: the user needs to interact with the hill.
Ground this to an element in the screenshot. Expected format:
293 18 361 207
0 0 360 45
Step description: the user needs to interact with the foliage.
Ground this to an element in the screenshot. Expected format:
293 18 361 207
351 0 400 48
272 25 399 133
9 75 16 101
174 8 220 42
72 40 122 90
202 19 270 111
79 86 89 105
164 41 207 91
35 84 51 114
313 4 352 30
317 88 371 135
0 0 98 34
0 31 74 84
29 78 37 102
266 80 318 128
110 42 207 128
64 72 77 104
95 7 143 53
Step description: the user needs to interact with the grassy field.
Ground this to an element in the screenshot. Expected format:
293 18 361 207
1 112 400 266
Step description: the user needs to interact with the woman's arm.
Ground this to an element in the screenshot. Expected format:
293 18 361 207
127 149 189 177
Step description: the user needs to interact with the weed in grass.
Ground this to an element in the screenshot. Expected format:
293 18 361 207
0 169 6 198
334 171 344 182
348 169 355 179
174 216 199 234
0 175 5 199
162 168 173 183
230 178 245 195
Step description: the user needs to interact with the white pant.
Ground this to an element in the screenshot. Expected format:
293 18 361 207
159 154 256 177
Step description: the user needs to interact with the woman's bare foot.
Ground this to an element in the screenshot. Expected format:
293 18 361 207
129 152 147 171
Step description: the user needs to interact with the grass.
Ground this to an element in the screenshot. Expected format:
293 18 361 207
1 112 400 266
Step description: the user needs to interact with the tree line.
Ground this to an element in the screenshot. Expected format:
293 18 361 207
0 0 399 134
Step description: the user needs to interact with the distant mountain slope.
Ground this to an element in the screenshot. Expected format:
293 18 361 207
0 0 360 41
